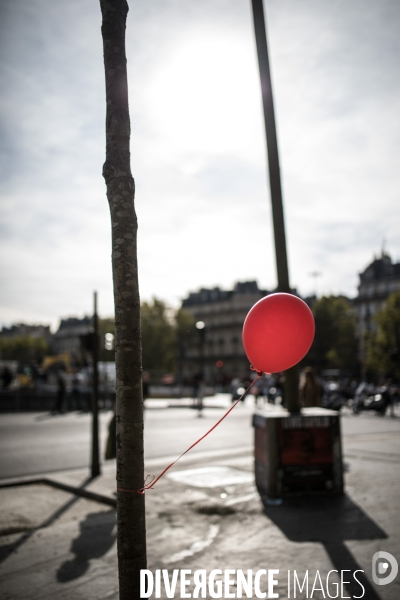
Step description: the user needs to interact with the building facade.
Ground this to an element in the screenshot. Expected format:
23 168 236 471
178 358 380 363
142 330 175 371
355 252 400 337
0 323 51 341
181 281 269 381
52 316 93 355
354 251 400 368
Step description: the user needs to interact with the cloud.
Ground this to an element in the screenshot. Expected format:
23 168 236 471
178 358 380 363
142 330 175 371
0 0 399 329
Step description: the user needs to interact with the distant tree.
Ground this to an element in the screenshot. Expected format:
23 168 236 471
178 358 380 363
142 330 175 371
141 298 175 372
96 306 197 371
365 291 400 379
175 307 197 347
307 296 358 373
0 336 49 364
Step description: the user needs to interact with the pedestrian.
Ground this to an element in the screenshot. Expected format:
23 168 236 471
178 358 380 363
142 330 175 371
1 366 13 389
52 367 67 414
300 366 323 408
276 373 286 407
192 372 200 400
381 379 396 418
71 371 84 411
191 372 203 407
253 380 263 408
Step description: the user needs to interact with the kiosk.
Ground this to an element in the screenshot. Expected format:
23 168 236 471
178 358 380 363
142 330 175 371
253 407 344 500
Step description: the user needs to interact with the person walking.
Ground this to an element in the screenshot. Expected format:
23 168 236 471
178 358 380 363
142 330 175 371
300 366 323 408
71 372 84 411
52 368 67 414
1 366 13 389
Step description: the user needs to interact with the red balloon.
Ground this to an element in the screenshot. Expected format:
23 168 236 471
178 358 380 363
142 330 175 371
242 293 315 373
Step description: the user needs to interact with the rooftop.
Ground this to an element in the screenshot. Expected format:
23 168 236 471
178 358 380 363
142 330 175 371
182 281 268 307
359 252 400 283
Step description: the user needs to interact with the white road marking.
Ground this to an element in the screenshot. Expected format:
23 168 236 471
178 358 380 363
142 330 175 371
164 524 220 564
224 491 258 506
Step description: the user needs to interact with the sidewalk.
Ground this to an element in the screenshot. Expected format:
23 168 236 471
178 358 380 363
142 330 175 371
0 410 399 600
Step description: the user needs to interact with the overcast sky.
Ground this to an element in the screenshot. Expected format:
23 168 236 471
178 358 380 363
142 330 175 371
0 0 399 331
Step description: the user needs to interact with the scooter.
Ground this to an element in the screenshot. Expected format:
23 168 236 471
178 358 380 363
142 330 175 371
353 385 392 416
351 382 373 414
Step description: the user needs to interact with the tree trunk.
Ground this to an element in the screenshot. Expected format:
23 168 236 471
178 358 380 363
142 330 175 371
99 1 147 597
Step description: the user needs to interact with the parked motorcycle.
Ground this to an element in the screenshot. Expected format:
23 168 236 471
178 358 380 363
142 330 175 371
352 384 392 416
351 382 373 414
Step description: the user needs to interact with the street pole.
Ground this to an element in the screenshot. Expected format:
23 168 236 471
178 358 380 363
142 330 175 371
309 270 322 299
251 0 300 412
177 340 184 398
196 321 206 415
91 290 101 477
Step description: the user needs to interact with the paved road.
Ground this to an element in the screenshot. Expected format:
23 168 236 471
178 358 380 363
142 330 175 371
0 397 399 479
0 396 255 479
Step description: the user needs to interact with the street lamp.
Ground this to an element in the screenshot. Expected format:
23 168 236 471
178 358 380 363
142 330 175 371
105 332 114 351
195 321 206 415
196 321 206 380
196 321 206 377
308 271 322 298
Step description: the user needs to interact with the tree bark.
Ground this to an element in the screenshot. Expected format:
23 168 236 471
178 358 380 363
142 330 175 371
99 1 147 597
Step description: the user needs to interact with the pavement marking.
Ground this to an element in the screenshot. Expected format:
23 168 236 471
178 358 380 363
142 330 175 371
345 451 400 464
224 491 258 506
164 524 220 564
344 430 400 439
145 445 253 468
166 466 254 488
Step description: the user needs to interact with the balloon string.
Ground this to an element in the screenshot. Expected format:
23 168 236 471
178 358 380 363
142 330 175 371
117 373 262 494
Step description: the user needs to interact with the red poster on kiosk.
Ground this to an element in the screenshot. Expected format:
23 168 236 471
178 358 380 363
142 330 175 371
278 416 335 493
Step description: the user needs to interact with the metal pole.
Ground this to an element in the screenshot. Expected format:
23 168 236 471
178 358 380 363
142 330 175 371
251 0 300 412
91 291 101 477
196 321 206 415
200 328 205 379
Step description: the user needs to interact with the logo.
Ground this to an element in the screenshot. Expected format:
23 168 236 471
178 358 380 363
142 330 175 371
372 551 398 586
